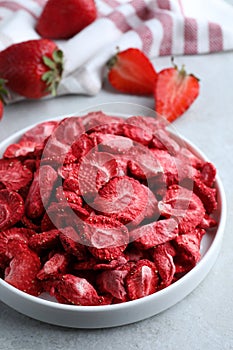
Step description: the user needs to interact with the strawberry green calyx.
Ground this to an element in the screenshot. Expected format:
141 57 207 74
0 78 9 104
42 49 64 96
171 56 199 81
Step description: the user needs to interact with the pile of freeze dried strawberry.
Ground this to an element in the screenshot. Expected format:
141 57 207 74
0 112 218 305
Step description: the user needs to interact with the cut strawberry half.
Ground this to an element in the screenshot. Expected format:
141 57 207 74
107 48 157 96
155 58 200 122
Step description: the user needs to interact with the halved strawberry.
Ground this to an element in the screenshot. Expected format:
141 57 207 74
107 48 157 96
155 59 200 122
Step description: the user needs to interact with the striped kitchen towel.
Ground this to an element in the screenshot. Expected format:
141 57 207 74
0 0 233 100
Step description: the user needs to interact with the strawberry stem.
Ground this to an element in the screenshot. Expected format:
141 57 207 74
42 49 64 96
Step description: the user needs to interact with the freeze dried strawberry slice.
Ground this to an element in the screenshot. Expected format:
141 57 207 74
97 134 133 154
0 189 24 230
25 165 58 219
125 259 159 300
128 146 162 180
158 185 205 234
122 123 153 146
198 214 217 229
151 149 198 186
81 111 123 132
174 228 205 272
59 227 87 260
126 115 166 134
0 228 32 265
97 269 129 300
4 248 41 296
55 117 85 144
0 159 33 191
56 186 83 206
20 120 58 145
53 274 100 306
132 218 178 249
78 152 118 196
94 176 149 226
37 253 68 280
200 162 216 187
150 129 180 155
3 141 39 159
193 178 217 214
152 244 176 288
141 185 159 220
94 255 128 270
83 215 128 260
42 117 85 163
71 133 95 160
28 229 60 252
177 147 204 169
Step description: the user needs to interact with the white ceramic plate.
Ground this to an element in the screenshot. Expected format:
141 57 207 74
0 103 227 328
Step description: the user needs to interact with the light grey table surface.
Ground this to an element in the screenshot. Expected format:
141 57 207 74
0 49 233 349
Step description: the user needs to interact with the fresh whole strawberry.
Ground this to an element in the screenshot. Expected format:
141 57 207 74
107 48 157 96
154 58 200 122
36 0 97 39
0 39 63 99
0 78 8 120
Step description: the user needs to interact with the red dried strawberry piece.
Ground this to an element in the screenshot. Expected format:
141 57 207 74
174 228 205 272
126 115 166 134
28 229 60 252
94 255 128 270
193 178 217 214
0 228 33 265
56 117 85 143
71 133 95 160
97 134 133 154
0 189 24 230
122 123 153 146
42 117 85 163
78 152 118 197
59 227 87 260
73 257 98 271
125 259 159 300
127 146 162 180
3 141 38 159
152 244 176 288
20 120 58 145
44 202 82 231
82 215 128 260
58 162 80 180
4 247 41 296
0 159 33 191
55 186 83 207
53 274 100 306
198 214 217 229
141 185 159 220
177 147 204 169
151 149 198 186
81 111 123 132
20 215 40 232
93 176 150 227
150 129 180 155
37 253 68 280
158 185 205 234
132 218 178 249
200 162 216 187
97 269 129 300
25 165 58 219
